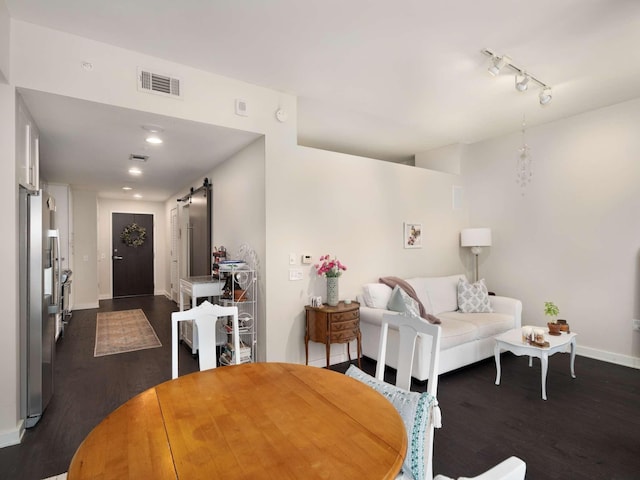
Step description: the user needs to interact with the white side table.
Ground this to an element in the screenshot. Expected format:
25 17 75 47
178 276 223 354
494 328 577 400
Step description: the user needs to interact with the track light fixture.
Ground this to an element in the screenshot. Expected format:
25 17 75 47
539 88 552 105
481 49 553 106
488 55 510 77
515 74 530 92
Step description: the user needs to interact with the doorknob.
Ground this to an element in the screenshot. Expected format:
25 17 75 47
113 255 124 260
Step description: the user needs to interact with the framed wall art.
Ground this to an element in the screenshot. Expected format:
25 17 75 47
404 222 422 249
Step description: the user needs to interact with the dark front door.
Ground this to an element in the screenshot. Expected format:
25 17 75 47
112 213 154 298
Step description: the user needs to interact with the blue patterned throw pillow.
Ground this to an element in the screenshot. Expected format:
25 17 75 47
387 285 421 318
457 278 493 313
346 365 436 480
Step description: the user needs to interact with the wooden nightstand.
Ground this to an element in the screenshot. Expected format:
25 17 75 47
305 301 361 368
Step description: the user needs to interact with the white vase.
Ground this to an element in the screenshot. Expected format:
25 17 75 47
326 277 339 307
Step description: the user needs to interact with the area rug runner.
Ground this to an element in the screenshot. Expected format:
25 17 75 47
94 309 162 357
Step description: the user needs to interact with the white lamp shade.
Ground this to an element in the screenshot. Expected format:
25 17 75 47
461 228 492 247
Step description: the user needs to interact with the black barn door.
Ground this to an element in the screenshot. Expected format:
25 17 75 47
112 213 154 297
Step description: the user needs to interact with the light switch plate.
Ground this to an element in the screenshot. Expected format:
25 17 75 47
289 253 297 265
289 268 303 281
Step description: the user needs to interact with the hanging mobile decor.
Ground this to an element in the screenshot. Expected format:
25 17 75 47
516 114 533 192
120 223 147 247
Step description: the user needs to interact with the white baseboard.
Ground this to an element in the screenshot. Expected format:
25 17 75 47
306 341 358 368
577 345 640 369
98 292 170 301
0 420 24 448
72 302 100 310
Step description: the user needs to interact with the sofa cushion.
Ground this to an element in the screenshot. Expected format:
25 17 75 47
440 311 515 340
457 278 493 313
362 283 393 309
409 274 465 315
346 365 436 480
387 285 421 318
434 315 478 350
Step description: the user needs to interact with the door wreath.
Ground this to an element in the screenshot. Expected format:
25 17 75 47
120 223 147 247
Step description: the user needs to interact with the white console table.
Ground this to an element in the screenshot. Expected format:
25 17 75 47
178 276 224 354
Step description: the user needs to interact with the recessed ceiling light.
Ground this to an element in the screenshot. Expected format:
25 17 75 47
142 125 164 145
122 186 132 191
128 167 142 176
133 194 143 199
145 135 163 144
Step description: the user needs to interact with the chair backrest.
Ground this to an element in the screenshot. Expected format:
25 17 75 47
376 313 442 480
171 301 240 377
376 313 441 395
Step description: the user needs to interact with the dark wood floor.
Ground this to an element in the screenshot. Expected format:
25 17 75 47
0 295 200 480
331 351 640 480
0 295 638 479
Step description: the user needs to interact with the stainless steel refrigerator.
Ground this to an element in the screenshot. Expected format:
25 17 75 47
19 186 59 428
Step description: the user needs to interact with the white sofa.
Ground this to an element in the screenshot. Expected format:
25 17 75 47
358 274 522 381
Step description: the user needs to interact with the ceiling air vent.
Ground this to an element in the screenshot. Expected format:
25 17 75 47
129 154 149 162
137 68 182 99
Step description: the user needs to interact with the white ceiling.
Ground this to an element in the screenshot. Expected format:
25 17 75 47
8 0 640 198
18 89 262 202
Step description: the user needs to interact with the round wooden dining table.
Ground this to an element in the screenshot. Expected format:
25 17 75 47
67 362 407 479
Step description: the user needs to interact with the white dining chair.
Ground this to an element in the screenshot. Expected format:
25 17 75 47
374 314 525 480
171 301 240 378
375 312 442 480
433 456 526 480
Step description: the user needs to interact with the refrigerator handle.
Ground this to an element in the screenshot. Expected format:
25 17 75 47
49 229 61 307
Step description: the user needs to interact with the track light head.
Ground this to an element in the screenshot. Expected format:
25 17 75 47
515 75 530 92
539 88 553 105
488 55 510 76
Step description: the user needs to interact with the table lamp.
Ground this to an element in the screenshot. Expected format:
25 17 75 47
460 228 492 282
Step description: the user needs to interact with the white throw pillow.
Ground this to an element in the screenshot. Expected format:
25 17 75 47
362 283 393 309
457 278 493 313
405 277 434 315
422 274 466 314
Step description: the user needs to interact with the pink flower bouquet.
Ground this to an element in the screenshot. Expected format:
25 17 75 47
314 255 347 277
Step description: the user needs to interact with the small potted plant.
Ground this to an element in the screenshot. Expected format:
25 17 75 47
544 301 561 335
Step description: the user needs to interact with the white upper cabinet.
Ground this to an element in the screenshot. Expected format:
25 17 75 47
16 93 40 190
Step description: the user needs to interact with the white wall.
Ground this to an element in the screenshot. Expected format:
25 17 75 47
165 137 266 356
71 189 98 309
0 0 9 83
462 98 640 367
265 146 469 365
209 137 266 357
97 198 167 299
0 82 19 447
